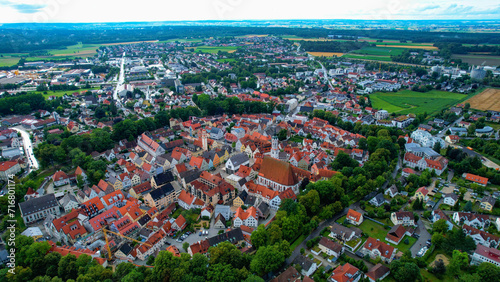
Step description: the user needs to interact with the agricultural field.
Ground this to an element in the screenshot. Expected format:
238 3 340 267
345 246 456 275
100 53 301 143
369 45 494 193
342 54 392 62
307 52 343 57
350 47 406 56
452 54 500 66
0 56 21 67
464 88 500 112
370 90 471 115
193 46 238 53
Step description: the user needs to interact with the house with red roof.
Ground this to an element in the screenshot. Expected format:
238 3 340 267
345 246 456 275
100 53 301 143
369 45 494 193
361 237 396 262
177 190 203 210
463 173 488 186
52 170 70 186
233 206 258 228
330 263 362 282
346 209 363 226
415 186 429 202
47 241 107 267
172 214 187 230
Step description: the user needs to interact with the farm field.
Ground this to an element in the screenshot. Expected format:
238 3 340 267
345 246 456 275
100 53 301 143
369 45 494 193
307 52 344 57
193 46 238 53
350 47 406 56
376 44 438 50
0 56 21 67
452 54 500 66
464 88 500 111
370 90 471 115
342 54 392 62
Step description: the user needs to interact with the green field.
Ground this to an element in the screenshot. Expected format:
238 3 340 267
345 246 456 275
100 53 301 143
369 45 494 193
29 87 101 99
370 90 472 115
0 56 21 67
216 58 236 63
194 46 238 53
351 47 406 56
343 54 393 61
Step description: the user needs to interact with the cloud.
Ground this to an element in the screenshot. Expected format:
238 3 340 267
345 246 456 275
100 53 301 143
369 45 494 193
0 0 46 14
416 5 441 12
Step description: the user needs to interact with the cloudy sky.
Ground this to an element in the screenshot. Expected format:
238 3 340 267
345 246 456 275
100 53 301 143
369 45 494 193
0 0 499 23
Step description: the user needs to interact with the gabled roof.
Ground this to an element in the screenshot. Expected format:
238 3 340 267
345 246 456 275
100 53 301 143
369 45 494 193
364 237 395 259
346 209 362 222
52 170 69 182
258 156 299 186
365 264 390 282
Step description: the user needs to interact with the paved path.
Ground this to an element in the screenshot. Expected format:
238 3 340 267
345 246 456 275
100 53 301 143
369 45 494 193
409 218 432 257
285 208 347 266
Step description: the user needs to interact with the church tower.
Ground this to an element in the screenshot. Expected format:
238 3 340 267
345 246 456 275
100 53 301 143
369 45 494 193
271 135 279 159
202 129 209 151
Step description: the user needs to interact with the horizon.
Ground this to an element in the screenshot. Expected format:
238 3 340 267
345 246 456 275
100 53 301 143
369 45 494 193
0 0 499 24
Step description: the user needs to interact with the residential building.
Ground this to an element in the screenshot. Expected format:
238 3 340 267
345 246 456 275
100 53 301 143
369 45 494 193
480 196 496 212
361 237 396 262
318 237 344 258
330 263 362 282
346 209 363 226
414 187 429 202
463 173 488 186
385 225 406 245
443 193 458 206
463 224 500 248
143 183 176 209
0 161 21 180
233 206 258 228
365 264 390 282
292 255 318 277
225 153 250 174
452 212 490 229
52 170 70 187
391 211 416 226
471 244 500 267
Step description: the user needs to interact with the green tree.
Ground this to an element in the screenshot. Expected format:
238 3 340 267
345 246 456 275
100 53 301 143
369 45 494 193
250 244 286 276
299 189 320 215
477 262 500 281
433 219 449 234
390 261 421 282
448 250 469 275
251 225 269 249
182 242 190 252
278 129 288 141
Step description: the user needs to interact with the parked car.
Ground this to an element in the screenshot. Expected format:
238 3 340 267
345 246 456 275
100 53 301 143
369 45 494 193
199 232 203 236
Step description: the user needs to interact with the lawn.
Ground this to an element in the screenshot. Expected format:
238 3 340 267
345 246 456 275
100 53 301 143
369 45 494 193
194 46 238 53
358 220 416 253
49 43 100 57
289 135 304 143
370 90 472 116
358 220 389 241
28 87 101 99
290 234 307 251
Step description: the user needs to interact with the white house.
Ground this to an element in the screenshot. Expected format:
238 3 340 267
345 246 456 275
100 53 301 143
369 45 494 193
233 206 258 228
443 193 458 206
225 153 250 174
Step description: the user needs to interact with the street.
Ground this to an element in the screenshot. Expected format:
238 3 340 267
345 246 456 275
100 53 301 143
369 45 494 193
12 126 39 172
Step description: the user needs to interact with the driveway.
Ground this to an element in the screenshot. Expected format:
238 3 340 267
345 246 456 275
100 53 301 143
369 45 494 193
409 218 431 257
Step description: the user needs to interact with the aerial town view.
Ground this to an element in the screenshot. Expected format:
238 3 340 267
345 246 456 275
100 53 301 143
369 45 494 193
1 1 500 281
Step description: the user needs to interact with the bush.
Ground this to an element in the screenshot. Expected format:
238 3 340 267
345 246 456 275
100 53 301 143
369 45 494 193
300 248 305 254
404 238 410 245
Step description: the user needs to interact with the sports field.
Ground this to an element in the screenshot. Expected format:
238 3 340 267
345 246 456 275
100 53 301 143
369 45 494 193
464 88 500 112
370 90 469 115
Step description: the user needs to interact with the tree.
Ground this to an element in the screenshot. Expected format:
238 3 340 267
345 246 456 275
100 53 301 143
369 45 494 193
299 189 320 215
268 224 283 245
182 242 190 252
433 219 449 234
432 259 446 277
390 261 421 282
250 225 269 249
278 129 288 141
250 244 285 276
209 241 251 270
464 201 473 212
358 138 368 150
477 262 500 281
448 250 469 275
433 141 442 154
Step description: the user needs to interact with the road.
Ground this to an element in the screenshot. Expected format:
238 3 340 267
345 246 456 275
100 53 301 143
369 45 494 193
437 117 463 138
113 53 126 108
409 218 432 257
317 61 333 90
285 208 347 266
12 127 39 172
